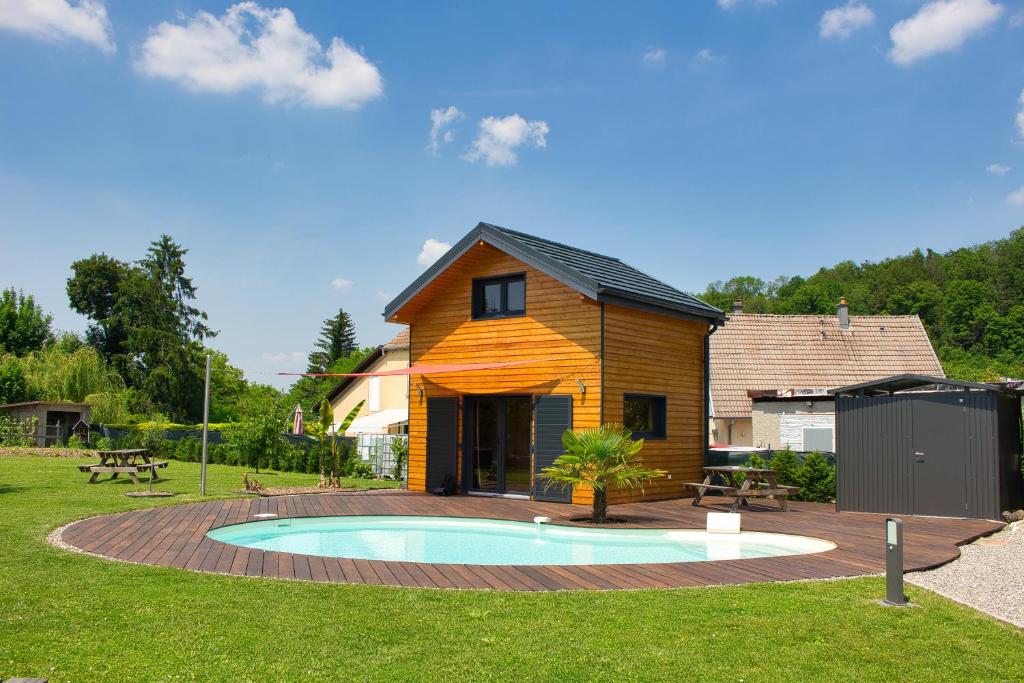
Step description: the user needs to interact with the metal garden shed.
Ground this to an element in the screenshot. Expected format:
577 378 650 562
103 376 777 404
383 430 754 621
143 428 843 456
832 374 1023 520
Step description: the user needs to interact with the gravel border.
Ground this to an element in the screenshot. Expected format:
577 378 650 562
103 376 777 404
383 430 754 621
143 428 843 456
907 521 1023 629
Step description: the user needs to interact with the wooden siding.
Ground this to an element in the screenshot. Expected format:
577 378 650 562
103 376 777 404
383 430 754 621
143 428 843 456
602 304 710 503
397 242 602 497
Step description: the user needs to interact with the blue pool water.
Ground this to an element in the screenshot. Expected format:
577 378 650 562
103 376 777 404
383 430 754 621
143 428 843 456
206 516 835 566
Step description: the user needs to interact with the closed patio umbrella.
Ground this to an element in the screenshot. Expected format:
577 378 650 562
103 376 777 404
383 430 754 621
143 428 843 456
292 404 304 435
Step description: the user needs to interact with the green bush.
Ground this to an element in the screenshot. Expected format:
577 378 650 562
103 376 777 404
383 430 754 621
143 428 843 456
65 435 88 450
769 448 801 486
795 452 836 503
93 436 113 451
349 461 375 479
767 448 835 503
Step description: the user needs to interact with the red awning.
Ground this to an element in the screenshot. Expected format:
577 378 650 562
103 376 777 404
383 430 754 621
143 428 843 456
278 359 540 378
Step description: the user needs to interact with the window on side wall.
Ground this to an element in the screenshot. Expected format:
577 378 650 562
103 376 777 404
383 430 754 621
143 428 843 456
368 376 381 412
472 274 526 319
623 394 667 439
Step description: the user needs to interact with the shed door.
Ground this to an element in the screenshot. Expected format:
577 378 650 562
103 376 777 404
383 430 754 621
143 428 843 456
911 396 967 517
426 397 458 492
533 395 573 502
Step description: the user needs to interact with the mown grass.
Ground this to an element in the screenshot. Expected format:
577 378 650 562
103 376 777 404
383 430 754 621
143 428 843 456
0 455 1020 682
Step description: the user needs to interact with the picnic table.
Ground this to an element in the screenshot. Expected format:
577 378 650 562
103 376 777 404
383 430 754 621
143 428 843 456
686 466 799 512
78 449 168 484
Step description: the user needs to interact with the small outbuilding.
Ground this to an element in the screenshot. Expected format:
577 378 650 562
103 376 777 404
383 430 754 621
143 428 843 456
832 374 1023 520
0 401 93 446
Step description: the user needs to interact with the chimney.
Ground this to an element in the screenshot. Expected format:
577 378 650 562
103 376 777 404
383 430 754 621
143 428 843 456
732 299 744 315
838 297 849 330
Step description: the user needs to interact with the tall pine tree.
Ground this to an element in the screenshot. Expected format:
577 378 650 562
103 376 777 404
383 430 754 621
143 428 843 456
307 308 357 374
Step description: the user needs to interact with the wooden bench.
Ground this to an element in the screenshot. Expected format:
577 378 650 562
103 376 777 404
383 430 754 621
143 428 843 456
78 449 168 484
687 466 800 512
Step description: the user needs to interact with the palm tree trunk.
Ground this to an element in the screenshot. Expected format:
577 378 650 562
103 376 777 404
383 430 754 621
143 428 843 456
592 488 607 524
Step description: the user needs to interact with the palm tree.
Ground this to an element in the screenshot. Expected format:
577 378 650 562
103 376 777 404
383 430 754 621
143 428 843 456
540 423 666 523
317 398 364 487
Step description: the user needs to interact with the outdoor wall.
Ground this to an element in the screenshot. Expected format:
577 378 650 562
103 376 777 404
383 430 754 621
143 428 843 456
710 417 752 446
602 304 710 503
751 399 835 450
330 348 410 424
398 242 602 497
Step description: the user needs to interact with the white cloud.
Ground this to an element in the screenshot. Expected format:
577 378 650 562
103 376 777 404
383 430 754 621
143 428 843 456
1017 88 1024 138
717 0 777 9
0 0 114 53
136 2 382 109
1010 11 1024 27
427 106 463 153
463 114 549 167
987 163 1011 175
820 2 876 40
330 277 352 292
1008 186 1024 205
417 238 451 267
643 47 666 65
261 351 305 366
888 0 1004 65
693 48 718 64
375 290 393 301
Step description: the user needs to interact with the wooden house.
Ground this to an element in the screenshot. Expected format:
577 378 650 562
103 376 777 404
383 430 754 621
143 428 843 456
384 223 724 505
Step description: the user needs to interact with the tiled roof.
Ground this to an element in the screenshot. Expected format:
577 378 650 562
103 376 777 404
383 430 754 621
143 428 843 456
383 328 409 350
710 314 944 418
385 223 724 323
488 225 724 320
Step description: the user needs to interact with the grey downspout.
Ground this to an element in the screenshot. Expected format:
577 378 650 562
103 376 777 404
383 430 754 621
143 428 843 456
704 323 718 466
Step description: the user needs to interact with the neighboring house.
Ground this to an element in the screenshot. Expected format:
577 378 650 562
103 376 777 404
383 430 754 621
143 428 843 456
0 401 92 446
709 298 944 450
324 328 410 436
384 222 725 505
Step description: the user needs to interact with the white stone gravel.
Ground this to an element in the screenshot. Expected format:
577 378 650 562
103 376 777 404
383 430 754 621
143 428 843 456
907 521 1023 628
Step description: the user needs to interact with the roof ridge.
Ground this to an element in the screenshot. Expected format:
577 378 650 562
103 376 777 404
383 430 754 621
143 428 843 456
482 223 624 263
727 313 923 319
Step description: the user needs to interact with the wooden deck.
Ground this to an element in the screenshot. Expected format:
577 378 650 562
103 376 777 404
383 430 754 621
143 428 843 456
58 492 1003 591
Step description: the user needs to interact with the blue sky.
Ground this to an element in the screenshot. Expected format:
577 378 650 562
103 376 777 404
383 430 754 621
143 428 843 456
1 0 1023 388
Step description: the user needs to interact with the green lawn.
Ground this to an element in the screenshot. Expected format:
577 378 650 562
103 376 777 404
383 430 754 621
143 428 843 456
0 456 1020 682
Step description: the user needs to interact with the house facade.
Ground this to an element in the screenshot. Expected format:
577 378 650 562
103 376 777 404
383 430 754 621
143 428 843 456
709 299 945 450
325 329 410 435
384 223 724 505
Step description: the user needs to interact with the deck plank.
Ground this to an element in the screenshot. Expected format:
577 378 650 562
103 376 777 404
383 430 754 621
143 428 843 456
56 491 1004 591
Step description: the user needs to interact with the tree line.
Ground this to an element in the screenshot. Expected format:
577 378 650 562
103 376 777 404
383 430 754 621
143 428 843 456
695 227 1024 381
0 235 371 427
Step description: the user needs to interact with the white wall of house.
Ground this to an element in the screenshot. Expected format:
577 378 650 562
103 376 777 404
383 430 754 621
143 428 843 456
330 347 409 424
751 399 835 451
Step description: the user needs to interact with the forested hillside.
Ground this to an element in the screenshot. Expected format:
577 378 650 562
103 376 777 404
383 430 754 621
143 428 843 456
696 228 1024 382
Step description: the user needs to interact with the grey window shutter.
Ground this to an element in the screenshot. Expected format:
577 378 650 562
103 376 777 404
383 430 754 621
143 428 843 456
534 395 573 502
426 397 458 492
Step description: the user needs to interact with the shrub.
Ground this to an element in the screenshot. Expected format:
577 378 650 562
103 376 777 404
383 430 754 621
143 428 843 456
349 462 375 480
66 434 88 450
0 414 37 447
769 448 800 486
390 436 408 480
94 436 113 451
795 451 836 503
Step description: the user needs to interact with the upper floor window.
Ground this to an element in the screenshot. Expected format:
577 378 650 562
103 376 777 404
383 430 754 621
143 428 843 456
624 394 667 439
472 274 526 319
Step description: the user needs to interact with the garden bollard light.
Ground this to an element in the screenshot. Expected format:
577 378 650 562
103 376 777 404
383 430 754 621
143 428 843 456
884 517 908 606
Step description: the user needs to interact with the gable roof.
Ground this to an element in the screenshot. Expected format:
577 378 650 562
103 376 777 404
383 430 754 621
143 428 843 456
322 329 408 407
384 222 724 323
710 313 944 418
382 327 409 350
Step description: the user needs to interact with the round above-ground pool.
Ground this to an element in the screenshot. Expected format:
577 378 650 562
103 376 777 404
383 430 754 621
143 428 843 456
206 516 836 566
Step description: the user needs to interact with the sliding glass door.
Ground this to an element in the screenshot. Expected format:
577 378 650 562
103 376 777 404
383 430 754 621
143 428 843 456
469 396 532 495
